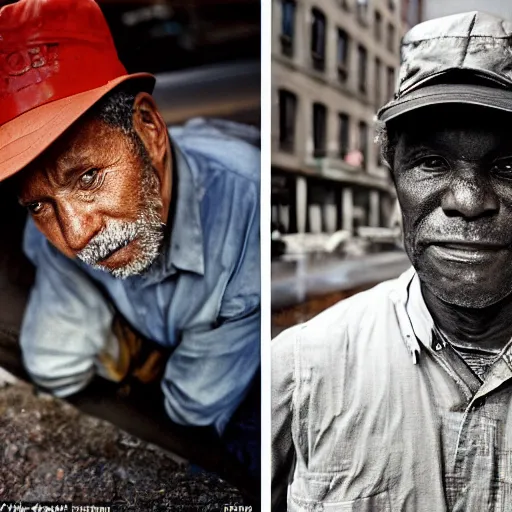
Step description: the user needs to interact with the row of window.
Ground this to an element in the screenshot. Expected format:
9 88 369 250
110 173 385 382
333 0 396 28
281 2 397 99
340 30 395 99
402 0 422 27
279 89 381 169
281 1 397 59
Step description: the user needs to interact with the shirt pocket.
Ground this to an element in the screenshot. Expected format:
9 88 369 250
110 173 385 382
290 475 391 512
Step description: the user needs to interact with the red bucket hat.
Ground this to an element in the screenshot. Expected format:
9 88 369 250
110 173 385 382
0 0 155 181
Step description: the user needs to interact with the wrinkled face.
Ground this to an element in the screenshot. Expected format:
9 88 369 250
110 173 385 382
18 117 165 279
392 105 512 308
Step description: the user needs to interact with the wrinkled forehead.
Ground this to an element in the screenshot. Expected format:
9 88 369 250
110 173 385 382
19 116 128 189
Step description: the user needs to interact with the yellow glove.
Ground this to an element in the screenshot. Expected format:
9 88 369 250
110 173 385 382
97 314 169 385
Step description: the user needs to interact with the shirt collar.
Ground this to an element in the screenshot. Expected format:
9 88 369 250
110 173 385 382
142 139 205 285
396 268 512 395
404 269 435 350
391 267 434 364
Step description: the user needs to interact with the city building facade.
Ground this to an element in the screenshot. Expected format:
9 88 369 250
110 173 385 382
271 0 413 236
403 0 423 27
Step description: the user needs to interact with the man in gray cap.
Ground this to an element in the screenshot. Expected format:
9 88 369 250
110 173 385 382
272 11 512 512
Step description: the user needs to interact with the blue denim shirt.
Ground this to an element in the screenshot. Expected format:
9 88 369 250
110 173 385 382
21 118 261 435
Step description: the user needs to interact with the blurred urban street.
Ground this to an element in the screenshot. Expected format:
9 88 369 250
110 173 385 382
271 0 421 334
271 0 512 335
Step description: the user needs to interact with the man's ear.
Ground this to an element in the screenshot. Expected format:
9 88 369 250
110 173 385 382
131 92 168 170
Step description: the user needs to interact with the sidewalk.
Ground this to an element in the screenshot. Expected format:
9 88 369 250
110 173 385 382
0 371 243 510
272 250 411 309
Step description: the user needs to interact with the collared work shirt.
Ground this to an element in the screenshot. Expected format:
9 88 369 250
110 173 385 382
272 267 512 511
21 118 261 435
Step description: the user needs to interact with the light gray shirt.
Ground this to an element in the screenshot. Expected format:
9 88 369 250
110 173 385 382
272 267 512 511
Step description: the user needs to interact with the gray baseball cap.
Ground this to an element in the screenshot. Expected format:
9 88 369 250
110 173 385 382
378 11 512 123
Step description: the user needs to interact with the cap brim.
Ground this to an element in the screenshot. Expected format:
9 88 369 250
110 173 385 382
378 83 512 123
0 72 155 182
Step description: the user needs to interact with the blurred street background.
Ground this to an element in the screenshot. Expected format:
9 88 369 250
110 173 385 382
271 0 512 336
102 0 260 126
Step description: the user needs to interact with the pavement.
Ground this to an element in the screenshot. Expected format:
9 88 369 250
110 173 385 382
0 325 254 510
271 250 411 309
0 371 244 511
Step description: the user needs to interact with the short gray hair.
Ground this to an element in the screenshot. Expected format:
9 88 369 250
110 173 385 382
375 119 399 170
87 82 150 161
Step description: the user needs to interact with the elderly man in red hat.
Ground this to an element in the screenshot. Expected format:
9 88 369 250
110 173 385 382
0 0 260 480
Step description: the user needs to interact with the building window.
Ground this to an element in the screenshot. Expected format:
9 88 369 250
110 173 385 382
358 44 367 94
313 103 327 158
374 10 382 41
359 121 368 170
337 29 349 83
387 66 395 100
375 57 381 106
340 0 349 10
402 0 409 24
356 0 368 25
405 0 421 27
339 113 350 158
387 22 395 52
279 89 297 152
280 0 296 57
388 0 395 12
311 8 326 71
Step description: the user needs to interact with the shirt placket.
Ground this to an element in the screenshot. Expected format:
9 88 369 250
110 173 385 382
431 338 512 511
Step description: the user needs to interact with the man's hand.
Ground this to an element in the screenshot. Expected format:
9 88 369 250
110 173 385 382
98 315 169 385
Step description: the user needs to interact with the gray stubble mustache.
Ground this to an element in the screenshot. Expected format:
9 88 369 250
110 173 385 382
76 221 139 265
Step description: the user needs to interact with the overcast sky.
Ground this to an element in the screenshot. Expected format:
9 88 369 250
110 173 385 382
424 0 512 21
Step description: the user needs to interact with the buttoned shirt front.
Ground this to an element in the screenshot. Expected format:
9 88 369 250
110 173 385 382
272 267 512 511
21 118 261 435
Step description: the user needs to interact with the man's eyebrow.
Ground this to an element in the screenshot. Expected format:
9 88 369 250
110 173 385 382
399 143 438 160
55 152 120 185
56 162 94 186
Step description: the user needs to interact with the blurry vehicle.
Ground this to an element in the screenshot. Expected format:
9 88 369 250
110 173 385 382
357 226 402 243
153 60 260 127
357 226 402 252
276 230 352 257
273 226 403 260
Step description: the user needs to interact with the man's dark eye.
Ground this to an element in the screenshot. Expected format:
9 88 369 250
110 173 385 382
79 168 100 188
27 202 44 214
417 156 449 171
492 159 512 178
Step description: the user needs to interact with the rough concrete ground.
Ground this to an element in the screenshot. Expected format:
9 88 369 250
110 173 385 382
0 379 244 511
0 296 259 508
